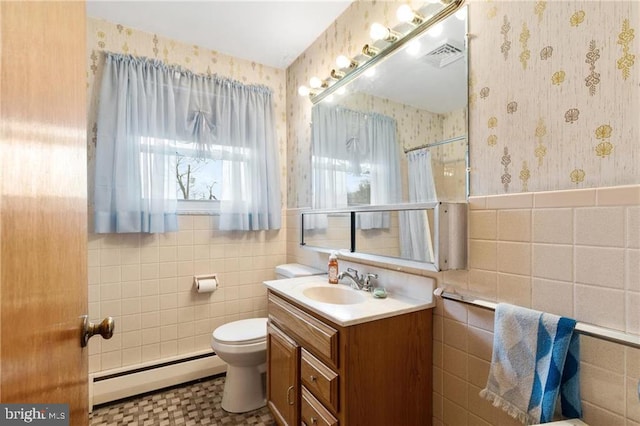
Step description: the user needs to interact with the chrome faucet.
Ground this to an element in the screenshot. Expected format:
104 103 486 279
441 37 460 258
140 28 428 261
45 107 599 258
337 268 378 291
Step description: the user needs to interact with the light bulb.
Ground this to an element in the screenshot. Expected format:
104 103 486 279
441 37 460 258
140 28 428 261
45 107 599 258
309 77 323 89
336 86 346 95
336 55 355 69
455 8 467 21
428 23 443 37
298 85 310 96
369 23 389 41
406 40 420 56
364 68 376 78
396 5 423 25
396 5 414 23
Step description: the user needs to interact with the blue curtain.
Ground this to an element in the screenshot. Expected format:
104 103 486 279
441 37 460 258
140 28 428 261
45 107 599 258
310 103 401 230
94 53 281 233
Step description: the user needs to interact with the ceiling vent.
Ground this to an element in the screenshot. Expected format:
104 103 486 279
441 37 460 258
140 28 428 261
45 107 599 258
422 39 464 68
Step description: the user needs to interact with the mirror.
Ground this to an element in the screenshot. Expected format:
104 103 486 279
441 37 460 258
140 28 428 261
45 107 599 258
304 3 468 269
301 203 467 271
301 212 352 252
354 209 436 262
310 4 468 209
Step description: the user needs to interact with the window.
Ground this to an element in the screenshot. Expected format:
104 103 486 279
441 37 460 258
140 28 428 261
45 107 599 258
346 164 371 206
175 151 222 201
172 141 256 214
174 142 222 214
95 52 281 232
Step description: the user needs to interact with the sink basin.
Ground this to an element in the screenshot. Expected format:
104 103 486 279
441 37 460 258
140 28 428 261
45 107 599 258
302 286 367 305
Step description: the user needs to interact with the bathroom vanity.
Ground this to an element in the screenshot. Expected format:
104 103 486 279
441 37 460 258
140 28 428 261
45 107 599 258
264 276 434 426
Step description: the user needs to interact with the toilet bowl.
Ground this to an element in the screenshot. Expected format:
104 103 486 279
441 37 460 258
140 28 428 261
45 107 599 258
211 317 268 413
211 264 324 413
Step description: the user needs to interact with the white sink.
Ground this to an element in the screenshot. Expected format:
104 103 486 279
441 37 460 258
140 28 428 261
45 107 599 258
302 286 367 305
263 276 435 326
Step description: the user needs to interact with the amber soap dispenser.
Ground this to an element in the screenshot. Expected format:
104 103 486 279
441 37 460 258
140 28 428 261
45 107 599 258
328 252 339 284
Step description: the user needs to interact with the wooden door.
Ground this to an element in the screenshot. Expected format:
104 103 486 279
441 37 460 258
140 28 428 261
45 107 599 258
0 1 89 424
267 322 300 426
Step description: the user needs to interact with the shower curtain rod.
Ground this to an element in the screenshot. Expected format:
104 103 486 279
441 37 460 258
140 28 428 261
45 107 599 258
403 135 467 153
434 288 640 350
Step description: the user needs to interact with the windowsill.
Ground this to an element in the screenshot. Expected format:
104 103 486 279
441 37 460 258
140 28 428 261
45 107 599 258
176 200 220 215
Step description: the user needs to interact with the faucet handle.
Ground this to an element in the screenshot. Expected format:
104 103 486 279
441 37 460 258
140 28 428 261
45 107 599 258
364 273 378 289
365 273 378 280
347 267 360 279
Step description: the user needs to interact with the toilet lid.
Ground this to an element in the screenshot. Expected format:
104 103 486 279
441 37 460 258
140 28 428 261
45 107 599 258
213 318 268 345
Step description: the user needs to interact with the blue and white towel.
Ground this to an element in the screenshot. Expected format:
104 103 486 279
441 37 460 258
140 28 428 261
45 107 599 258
479 303 582 425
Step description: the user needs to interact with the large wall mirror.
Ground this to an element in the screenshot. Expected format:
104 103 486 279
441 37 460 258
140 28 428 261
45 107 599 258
302 1 468 271
310 2 468 209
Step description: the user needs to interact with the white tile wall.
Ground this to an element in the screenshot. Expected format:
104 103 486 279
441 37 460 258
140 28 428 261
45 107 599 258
446 185 640 425
88 214 285 373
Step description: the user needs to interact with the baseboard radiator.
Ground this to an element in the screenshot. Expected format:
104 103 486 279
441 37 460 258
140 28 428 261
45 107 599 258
89 351 226 410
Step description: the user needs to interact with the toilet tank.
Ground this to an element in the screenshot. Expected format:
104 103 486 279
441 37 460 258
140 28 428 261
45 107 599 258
275 263 324 279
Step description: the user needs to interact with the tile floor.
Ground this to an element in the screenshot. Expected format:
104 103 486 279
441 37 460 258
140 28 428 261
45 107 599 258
90 375 275 426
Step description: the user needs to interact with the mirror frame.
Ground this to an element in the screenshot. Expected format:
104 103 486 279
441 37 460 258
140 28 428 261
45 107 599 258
311 0 466 105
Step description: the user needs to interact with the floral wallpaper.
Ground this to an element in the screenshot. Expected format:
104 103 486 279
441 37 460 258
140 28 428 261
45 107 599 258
86 17 288 207
469 0 639 195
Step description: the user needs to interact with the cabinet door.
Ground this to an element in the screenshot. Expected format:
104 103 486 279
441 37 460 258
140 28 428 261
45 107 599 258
267 322 300 426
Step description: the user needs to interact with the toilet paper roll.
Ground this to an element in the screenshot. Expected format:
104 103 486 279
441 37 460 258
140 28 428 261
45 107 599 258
195 277 218 293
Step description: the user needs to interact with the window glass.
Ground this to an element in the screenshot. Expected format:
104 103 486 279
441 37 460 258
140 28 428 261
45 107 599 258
346 165 371 206
175 142 222 201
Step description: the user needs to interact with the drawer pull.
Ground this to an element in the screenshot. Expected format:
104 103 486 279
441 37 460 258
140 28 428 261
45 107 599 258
309 417 318 424
287 385 295 406
310 375 317 382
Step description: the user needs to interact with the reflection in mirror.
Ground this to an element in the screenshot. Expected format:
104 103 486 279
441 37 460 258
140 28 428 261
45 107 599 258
354 209 435 263
310 7 468 213
300 203 467 271
301 212 351 252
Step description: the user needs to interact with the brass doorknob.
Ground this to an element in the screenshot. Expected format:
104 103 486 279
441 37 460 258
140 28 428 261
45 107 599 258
81 315 115 347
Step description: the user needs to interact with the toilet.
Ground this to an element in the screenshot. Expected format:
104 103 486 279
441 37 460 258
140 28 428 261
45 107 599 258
211 263 324 413
274 263 325 280
211 317 268 413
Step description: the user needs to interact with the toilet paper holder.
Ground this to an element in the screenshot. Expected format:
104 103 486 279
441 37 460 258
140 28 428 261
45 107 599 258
193 274 218 293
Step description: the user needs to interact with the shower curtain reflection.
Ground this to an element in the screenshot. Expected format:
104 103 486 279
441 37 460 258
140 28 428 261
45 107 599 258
399 149 437 262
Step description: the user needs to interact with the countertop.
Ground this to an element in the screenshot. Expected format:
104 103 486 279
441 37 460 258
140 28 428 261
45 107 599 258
263 275 435 327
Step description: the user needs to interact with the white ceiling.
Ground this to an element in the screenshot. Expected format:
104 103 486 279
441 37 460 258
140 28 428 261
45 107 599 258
86 0 353 69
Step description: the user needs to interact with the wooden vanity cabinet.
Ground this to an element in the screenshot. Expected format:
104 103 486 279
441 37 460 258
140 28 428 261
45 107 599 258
267 322 300 426
267 291 433 426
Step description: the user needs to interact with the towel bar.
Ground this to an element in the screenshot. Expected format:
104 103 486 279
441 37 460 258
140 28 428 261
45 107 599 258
434 288 640 350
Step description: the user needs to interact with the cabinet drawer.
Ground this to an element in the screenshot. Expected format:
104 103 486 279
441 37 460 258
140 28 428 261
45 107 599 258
301 386 339 426
268 293 339 367
301 349 339 413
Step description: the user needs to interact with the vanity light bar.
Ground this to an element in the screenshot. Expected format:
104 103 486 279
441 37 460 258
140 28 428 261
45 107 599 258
309 0 465 103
